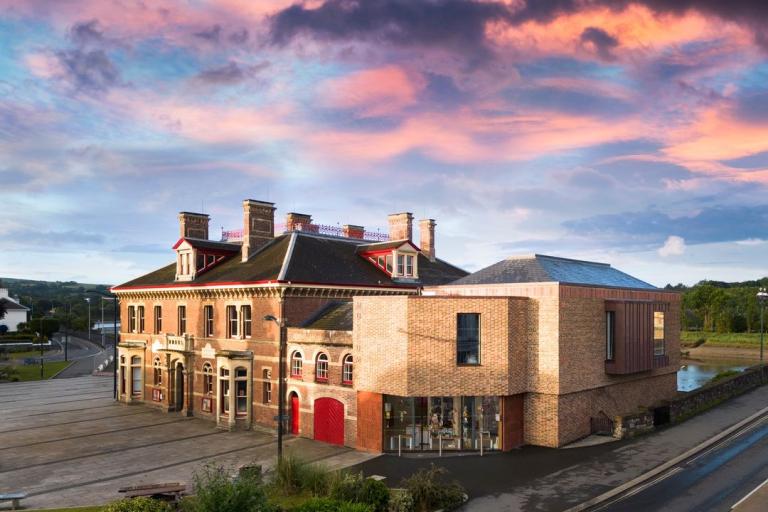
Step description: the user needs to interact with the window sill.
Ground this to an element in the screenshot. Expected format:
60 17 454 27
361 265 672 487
341 381 353 387
315 378 328 384
456 363 482 367
290 375 303 381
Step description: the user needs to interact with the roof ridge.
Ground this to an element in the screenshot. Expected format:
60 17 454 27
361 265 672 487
505 253 611 267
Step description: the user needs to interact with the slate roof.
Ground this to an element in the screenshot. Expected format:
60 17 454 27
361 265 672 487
301 301 353 331
0 298 28 310
179 238 240 252
450 254 657 290
115 232 467 289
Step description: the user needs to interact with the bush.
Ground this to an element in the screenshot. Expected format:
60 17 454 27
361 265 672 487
359 479 389 512
401 465 465 512
102 497 173 512
294 497 373 512
183 462 273 512
711 369 741 383
388 489 414 512
272 455 332 496
328 472 389 511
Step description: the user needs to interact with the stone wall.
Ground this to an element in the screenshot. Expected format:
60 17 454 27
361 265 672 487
613 410 655 439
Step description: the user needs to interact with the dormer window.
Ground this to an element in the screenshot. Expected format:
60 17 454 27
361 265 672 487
173 238 239 282
359 240 419 280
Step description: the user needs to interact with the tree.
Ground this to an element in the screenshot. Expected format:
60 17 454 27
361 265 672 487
0 298 6 320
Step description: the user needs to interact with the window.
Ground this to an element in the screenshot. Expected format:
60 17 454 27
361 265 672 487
137 306 145 333
377 255 384 268
178 306 186 334
235 367 248 416
197 253 205 271
291 351 303 378
153 357 162 386
120 355 126 395
654 311 665 356
128 306 136 332
315 353 329 382
385 254 393 273
242 306 252 338
203 363 213 395
263 368 272 404
220 367 230 414
204 306 214 338
606 311 615 361
405 255 414 276
457 313 480 365
397 254 405 275
130 356 142 396
227 306 238 338
154 305 162 334
342 354 353 385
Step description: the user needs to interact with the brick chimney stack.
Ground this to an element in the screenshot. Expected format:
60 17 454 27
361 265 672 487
343 224 365 239
178 212 210 240
242 199 276 262
285 212 312 232
419 219 436 262
388 212 413 241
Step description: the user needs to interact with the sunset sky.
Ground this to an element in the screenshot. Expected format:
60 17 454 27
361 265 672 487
2 0 768 286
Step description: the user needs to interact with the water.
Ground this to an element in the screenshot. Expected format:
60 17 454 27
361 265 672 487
677 359 753 392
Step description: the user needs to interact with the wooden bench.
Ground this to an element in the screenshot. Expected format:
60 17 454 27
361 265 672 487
117 482 186 502
0 493 27 511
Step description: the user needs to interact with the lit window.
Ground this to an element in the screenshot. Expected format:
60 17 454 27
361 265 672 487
137 306 145 333
606 311 615 361
220 367 230 415
291 351 303 378
654 311 665 356
242 306 252 338
457 313 480 365
153 357 162 386
204 306 214 337
342 354 353 385
178 306 186 334
130 356 142 397
235 367 248 416
128 306 136 332
315 353 329 382
263 368 272 404
203 363 213 395
227 306 238 338
154 305 162 334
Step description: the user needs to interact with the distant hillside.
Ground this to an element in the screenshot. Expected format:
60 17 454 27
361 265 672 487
0 277 114 330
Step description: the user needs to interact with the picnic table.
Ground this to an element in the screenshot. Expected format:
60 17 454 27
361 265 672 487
117 482 186 502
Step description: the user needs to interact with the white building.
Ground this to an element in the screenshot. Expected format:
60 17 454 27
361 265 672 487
0 289 29 332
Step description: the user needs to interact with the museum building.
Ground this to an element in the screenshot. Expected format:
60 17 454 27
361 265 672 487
112 199 679 452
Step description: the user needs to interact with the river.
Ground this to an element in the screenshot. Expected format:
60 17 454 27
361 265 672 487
678 358 755 391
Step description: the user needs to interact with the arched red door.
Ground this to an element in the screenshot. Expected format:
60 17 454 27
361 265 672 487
290 393 300 435
314 397 344 446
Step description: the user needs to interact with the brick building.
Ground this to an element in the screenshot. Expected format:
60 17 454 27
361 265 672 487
113 200 679 453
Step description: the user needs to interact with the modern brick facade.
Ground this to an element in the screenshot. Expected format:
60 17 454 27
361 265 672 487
113 202 680 453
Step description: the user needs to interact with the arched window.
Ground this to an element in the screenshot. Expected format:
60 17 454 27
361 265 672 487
153 357 162 386
315 353 329 382
235 367 248 416
342 354 353 385
202 363 213 395
130 356 142 397
291 351 303 378
219 367 230 415
262 368 272 404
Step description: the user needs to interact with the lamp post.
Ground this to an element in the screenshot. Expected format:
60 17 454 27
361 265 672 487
758 288 768 363
263 313 286 461
101 299 105 348
85 291 119 399
85 298 92 342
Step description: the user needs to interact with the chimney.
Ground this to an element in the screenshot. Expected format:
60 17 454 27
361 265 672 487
343 224 365 239
285 212 312 232
178 212 210 240
419 218 436 261
388 212 413 241
242 199 276 262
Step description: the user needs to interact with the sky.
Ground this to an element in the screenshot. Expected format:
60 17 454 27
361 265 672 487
1 0 768 287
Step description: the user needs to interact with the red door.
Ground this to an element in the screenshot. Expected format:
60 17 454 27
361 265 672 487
314 398 344 446
291 393 300 435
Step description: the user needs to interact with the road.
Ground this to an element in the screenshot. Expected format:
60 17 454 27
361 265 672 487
597 412 768 512
52 335 113 378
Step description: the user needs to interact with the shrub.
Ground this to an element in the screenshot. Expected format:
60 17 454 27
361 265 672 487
294 497 373 512
183 462 273 512
271 455 332 496
102 497 173 512
388 489 414 512
328 472 389 511
359 479 389 512
711 369 741 383
401 465 465 512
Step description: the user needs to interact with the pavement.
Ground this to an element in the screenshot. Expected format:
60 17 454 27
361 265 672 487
352 384 768 511
0 375 376 509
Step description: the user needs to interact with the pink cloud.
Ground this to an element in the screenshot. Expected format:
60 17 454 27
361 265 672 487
319 65 426 117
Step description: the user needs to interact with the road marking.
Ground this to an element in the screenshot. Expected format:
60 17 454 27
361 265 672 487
594 467 684 510
731 476 768 510
686 415 768 466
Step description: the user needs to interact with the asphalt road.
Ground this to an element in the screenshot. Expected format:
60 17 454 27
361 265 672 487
53 335 113 378
597 413 768 512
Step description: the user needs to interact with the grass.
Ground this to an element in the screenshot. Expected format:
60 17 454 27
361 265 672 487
23 508 102 512
2 349 57 359
681 331 764 348
10 360 72 381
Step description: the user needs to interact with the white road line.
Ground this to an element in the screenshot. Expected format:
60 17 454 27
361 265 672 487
686 415 768 466
731 476 768 510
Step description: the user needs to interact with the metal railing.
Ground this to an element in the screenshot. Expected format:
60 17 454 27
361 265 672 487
221 223 389 242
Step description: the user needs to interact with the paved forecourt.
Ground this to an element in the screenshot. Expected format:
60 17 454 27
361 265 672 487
0 376 371 509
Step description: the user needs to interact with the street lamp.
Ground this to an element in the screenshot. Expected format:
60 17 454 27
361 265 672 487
85 291 119 399
758 288 768 363
85 298 92 342
263 314 286 461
